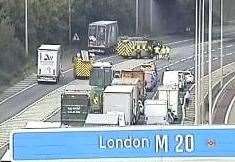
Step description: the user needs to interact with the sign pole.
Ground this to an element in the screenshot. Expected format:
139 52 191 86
201 0 205 124
69 0 72 48
198 0 202 124
208 0 213 125
25 0 28 57
220 0 223 88
136 0 139 35
194 0 199 125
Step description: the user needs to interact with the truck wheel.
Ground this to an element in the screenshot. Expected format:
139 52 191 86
137 53 141 59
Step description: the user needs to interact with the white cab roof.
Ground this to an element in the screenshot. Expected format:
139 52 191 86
38 44 61 51
89 21 117 26
144 99 167 106
25 121 61 128
112 78 139 85
64 85 90 94
92 61 112 68
85 113 119 125
104 85 134 93
158 85 179 91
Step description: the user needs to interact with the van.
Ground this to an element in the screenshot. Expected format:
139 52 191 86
162 71 185 90
144 100 169 125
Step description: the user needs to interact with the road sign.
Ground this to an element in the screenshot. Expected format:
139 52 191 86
11 125 235 161
73 33 80 41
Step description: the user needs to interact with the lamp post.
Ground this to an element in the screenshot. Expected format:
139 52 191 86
220 0 223 88
25 0 28 57
208 0 213 125
136 0 139 35
201 0 205 124
194 0 199 125
69 0 72 47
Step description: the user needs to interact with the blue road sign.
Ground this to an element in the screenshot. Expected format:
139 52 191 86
11 126 235 161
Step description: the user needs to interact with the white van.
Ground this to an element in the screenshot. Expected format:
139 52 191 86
144 100 169 125
37 44 62 83
162 71 185 90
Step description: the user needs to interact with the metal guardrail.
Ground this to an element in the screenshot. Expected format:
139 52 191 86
183 62 235 125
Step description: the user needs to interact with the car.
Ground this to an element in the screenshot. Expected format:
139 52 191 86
184 71 194 84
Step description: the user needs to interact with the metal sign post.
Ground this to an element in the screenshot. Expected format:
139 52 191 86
136 0 139 35
194 0 199 125
25 0 28 57
220 0 223 88
201 0 205 124
69 0 72 47
208 0 213 125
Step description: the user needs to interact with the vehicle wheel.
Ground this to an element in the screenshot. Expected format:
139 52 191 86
132 116 137 125
56 77 59 84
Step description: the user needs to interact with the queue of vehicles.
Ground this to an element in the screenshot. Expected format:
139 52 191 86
36 20 193 127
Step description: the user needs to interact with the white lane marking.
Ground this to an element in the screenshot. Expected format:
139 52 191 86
0 55 118 105
0 83 37 105
174 60 180 64
225 96 235 124
212 75 235 114
226 45 233 48
226 52 233 56
62 68 72 73
98 55 117 61
168 63 173 66
167 39 193 45
187 67 195 71
181 58 187 62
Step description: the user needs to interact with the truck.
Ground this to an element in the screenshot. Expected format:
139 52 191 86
144 99 172 125
158 85 181 119
162 71 185 90
73 50 95 79
119 70 145 101
116 37 171 59
89 62 113 113
103 85 140 125
88 21 118 54
133 63 159 91
37 44 62 83
61 85 90 126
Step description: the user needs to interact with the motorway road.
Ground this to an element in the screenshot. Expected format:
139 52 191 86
227 96 235 124
47 36 235 122
0 35 194 124
0 33 235 125
214 78 235 124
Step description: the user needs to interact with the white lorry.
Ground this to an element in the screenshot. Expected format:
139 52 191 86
162 71 185 90
158 85 180 119
37 44 62 83
144 99 171 125
103 85 139 125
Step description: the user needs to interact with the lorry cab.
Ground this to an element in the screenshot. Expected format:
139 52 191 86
144 70 158 91
37 44 62 83
162 70 185 90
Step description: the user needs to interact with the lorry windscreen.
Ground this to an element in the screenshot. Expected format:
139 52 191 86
97 26 105 46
